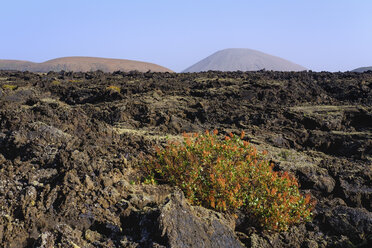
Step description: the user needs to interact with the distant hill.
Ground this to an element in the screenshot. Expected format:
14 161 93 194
183 48 307 72
352 66 372 73
0 60 35 71
0 56 173 73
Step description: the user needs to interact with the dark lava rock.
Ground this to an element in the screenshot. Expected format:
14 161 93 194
120 190 244 248
0 70 371 247
159 190 244 248
318 205 372 243
296 166 336 194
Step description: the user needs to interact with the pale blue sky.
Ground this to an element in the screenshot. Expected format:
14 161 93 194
1 0 371 72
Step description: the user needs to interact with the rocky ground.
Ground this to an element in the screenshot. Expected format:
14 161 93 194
0 70 371 248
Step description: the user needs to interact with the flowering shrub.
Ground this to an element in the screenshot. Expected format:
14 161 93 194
143 130 315 231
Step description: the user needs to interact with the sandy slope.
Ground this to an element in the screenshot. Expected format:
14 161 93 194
352 66 372 72
183 48 307 72
0 56 173 72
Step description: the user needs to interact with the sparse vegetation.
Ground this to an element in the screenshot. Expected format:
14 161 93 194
107 85 121 93
278 150 290 160
51 80 61 85
2 84 18 90
68 79 83 83
143 130 316 231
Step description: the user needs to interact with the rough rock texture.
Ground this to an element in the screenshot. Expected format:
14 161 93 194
0 70 371 247
159 190 244 248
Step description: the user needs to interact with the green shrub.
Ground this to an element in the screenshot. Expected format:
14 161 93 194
2 84 18 90
143 130 315 231
107 85 121 93
51 80 61 85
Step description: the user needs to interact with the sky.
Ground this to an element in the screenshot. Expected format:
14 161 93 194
1 0 371 72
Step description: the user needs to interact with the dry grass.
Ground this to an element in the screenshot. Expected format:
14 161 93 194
113 127 181 142
290 105 356 114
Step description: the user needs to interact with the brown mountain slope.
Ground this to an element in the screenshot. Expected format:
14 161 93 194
0 56 173 72
0 60 35 71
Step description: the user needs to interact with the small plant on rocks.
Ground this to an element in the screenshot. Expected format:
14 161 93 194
107 85 121 93
143 130 316 231
2 84 18 90
51 80 61 86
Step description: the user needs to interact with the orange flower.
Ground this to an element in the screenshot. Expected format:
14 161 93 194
283 171 289 178
210 198 215 208
304 194 312 204
240 131 245 139
210 173 215 181
222 200 227 210
213 129 218 135
271 188 277 195
233 184 241 193
217 178 226 188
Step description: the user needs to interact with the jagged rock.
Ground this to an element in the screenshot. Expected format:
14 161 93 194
328 206 372 239
339 178 372 210
120 190 245 247
159 190 245 248
0 70 371 247
317 205 372 243
296 166 336 194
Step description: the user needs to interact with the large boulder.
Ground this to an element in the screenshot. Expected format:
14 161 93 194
120 189 245 248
